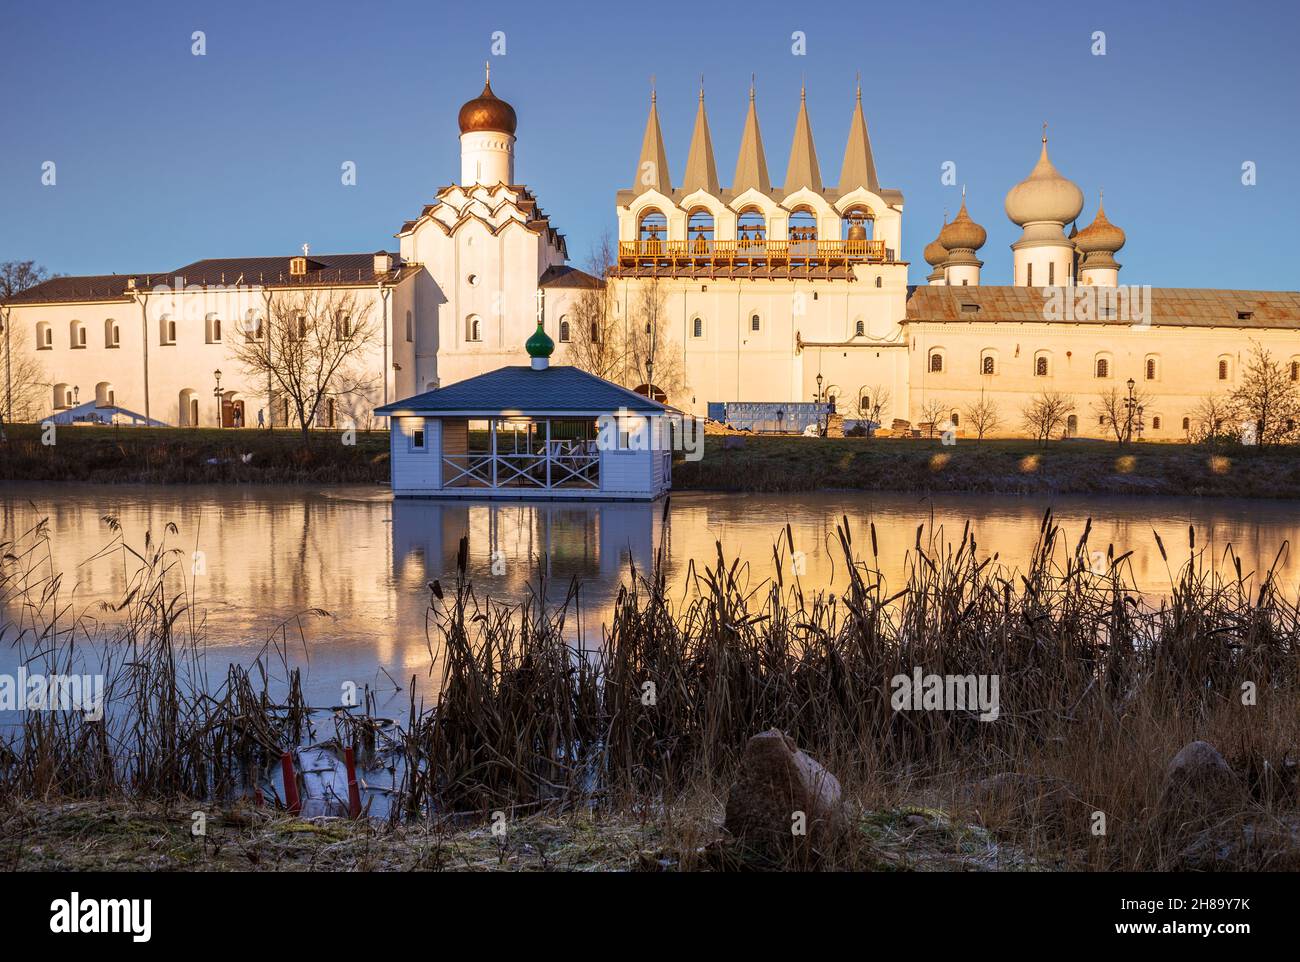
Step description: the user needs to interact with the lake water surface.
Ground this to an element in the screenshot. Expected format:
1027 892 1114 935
3 483 1298 719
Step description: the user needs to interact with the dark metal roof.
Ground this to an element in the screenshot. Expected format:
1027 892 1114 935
905 286 1300 329
3 253 410 306
166 252 408 288
376 365 665 416
538 265 603 289
3 274 155 305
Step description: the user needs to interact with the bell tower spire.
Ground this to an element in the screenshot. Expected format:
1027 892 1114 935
681 76 720 194
633 80 672 195
784 81 822 192
838 74 879 193
732 76 771 194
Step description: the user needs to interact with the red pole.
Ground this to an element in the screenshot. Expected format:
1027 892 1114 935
345 746 362 819
280 751 301 815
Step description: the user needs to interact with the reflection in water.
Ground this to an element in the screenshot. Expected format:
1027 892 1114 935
2 484 1298 721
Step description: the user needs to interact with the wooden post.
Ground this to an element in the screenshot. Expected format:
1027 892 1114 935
344 746 362 819
280 751 301 814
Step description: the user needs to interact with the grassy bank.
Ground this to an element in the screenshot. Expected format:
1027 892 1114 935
0 796 1043 872
0 423 389 484
675 435 1300 498
4 423 1299 497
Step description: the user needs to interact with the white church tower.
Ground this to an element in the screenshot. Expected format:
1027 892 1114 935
1005 126 1083 287
458 62 516 186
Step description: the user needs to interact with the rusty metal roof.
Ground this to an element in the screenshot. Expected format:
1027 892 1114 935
905 285 1300 329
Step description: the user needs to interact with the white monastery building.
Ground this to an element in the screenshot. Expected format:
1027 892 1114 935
4 69 1299 440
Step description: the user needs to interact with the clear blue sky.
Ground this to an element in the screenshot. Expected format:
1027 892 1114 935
2 0 1297 288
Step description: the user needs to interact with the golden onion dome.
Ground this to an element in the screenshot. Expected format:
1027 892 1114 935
458 71 517 136
923 223 948 266
1005 132 1084 226
939 197 987 251
1073 197 1126 254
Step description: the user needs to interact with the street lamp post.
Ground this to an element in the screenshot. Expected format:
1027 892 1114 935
1123 377 1136 444
815 372 825 436
213 369 223 429
73 385 80 407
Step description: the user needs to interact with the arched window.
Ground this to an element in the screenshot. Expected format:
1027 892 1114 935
558 318 571 342
335 313 351 339
53 383 71 409
1291 360 1299 381
70 320 86 349
736 208 766 257
840 205 875 244
1027 264 1033 286
1218 358 1229 381
950 411 960 427
467 315 482 342
929 351 944 373
95 382 115 408
1182 416 1191 432
1035 355 1049 377
788 208 818 258
1145 357 1157 380
981 355 996 375
1151 415 1162 430
205 313 222 344
854 319 865 337
750 313 761 333
687 208 715 256
637 209 668 255
105 318 120 348
36 321 52 350
1095 357 1110 379
406 310 413 342
1067 414 1079 437
160 315 176 345
875 276 882 288
692 316 704 339
590 321 600 342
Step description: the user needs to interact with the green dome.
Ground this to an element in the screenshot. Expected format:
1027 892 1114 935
525 321 554 359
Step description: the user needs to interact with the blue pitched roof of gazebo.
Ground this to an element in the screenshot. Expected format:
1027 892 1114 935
375 365 666 416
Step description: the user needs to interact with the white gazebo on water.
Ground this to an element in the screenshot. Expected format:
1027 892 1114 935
376 322 674 500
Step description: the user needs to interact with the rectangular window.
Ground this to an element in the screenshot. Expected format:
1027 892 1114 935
412 426 425 450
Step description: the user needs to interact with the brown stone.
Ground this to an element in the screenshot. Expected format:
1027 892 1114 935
723 729 846 857
965 772 1089 833
1158 740 1242 830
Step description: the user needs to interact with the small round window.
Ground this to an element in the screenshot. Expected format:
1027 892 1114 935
467 274 480 287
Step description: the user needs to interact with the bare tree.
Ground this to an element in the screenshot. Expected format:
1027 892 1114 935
1228 342 1300 446
624 277 685 401
1021 391 1076 444
918 397 948 439
963 392 1001 442
564 231 622 381
1189 394 1234 445
1093 386 1151 443
230 287 377 444
1 260 58 427
856 384 891 435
